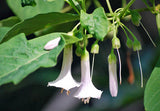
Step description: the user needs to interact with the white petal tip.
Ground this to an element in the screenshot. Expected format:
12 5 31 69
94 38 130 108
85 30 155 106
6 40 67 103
44 37 61 50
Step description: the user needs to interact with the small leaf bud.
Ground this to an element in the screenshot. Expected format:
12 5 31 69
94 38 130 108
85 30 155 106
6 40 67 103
126 38 133 48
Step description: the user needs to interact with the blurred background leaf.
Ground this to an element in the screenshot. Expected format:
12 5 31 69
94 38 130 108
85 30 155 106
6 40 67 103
144 57 160 111
1 12 79 43
7 0 64 20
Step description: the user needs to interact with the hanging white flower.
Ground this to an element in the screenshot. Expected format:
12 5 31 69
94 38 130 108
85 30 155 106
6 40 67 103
108 53 118 97
44 37 61 50
74 50 102 104
48 45 80 95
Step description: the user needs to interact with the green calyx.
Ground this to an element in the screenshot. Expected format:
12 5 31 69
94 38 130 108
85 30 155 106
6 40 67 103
75 46 83 57
112 37 121 49
91 42 99 54
133 39 142 51
126 38 133 48
108 51 117 63
81 49 89 60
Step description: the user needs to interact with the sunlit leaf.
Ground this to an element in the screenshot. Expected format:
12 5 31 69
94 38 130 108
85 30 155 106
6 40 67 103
80 7 109 41
0 33 65 86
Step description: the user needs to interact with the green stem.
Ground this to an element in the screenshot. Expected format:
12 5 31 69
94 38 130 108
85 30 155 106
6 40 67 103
65 0 80 15
81 0 86 12
106 0 113 14
93 0 102 8
122 0 127 7
142 0 151 9
119 0 135 18
120 23 137 40
61 6 72 13
134 7 152 12
120 25 129 39
71 22 80 32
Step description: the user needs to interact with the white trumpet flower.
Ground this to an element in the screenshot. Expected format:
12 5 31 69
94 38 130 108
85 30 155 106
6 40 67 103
48 45 80 95
74 50 102 104
44 37 61 50
108 53 118 97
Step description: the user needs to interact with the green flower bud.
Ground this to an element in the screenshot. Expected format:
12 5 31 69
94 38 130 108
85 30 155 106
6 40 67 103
79 40 88 48
133 40 142 51
75 46 82 57
112 37 121 49
126 38 133 48
91 43 99 54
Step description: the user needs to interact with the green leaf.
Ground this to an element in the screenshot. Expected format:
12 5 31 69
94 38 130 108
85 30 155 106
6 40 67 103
130 10 142 26
21 0 36 7
1 12 79 43
7 0 64 20
0 16 21 43
80 7 109 41
156 13 160 36
0 33 65 86
144 57 160 111
0 27 11 43
0 16 20 27
61 33 82 45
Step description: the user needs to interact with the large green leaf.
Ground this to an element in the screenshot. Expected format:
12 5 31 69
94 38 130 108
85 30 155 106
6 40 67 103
80 7 109 41
1 12 79 43
144 57 160 111
7 0 64 20
0 33 65 86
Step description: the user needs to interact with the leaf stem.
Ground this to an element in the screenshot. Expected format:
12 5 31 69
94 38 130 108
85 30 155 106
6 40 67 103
106 0 113 14
119 0 135 18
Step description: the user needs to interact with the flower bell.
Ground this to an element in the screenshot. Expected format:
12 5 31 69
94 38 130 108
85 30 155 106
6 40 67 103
47 45 80 95
108 52 118 97
74 50 102 104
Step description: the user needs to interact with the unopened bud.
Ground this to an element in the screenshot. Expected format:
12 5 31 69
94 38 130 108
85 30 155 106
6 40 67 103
126 38 133 48
44 37 61 50
133 40 142 51
75 47 82 57
91 43 99 54
112 37 121 49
